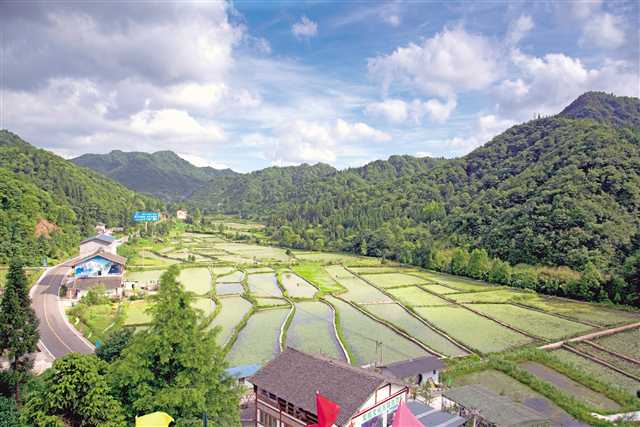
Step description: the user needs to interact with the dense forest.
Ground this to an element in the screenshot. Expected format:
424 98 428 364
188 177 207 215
72 150 237 200
0 131 162 264
188 92 640 306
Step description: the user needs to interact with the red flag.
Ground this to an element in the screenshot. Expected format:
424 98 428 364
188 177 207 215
307 393 341 427
392 401 423 427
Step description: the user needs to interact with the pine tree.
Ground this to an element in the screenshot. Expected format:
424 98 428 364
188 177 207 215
109 266 240 426
0 260 39 405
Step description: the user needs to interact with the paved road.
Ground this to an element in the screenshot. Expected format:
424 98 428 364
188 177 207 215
31 266 94 358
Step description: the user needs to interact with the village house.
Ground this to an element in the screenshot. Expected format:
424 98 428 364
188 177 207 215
442 384 551 427
95 222 107 234
66 249 126 298
380 355 444 386
79 234 118 256
176 209 188 220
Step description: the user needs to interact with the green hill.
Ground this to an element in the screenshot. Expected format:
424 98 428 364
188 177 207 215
72 150 237 200
0 131 162 264
188 92 640 304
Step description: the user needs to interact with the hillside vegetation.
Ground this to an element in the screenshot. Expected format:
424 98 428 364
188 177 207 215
188 92 640 305
72 150 237 200
0 131 162 263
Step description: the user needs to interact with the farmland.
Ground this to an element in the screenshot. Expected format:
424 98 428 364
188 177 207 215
69 218 640 418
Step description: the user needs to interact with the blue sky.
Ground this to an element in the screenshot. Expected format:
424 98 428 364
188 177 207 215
2 0 638 172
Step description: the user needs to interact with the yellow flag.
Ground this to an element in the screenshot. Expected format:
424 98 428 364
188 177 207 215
135 411 175 427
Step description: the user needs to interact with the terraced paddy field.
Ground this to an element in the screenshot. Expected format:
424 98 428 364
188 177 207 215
451 369 586 426
519 297 640 327
247 273 282 297
359 272 427 288
552 349 640 395
246 267 274 274
519 361 621 411
255 297 289 308
130 251 179 267
593 328 640 360
571 343 640 377
349 266 412 274
216 282 244 295
420 284 458 295
211 266 236 277
217 270 244 282
448 289 535 303
208 296 252 345
469 304 593 340
281 271 317 298
177 268 212 295
387 286 451 306
287 301 343 360
413 306 533 353
215 243 290 262
125 269 165 283
294 252 381 266
191 297 216 318
324 296 427 365
227 308 290 366
325 265 391 303
411 270 496 292
363 303 468 357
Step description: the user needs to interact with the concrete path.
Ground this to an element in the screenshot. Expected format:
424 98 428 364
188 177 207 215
30 265 94 359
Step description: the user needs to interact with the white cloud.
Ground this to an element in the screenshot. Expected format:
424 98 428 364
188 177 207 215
444 114 516 154
366 96 456 123
582 13 625 48
129 108 225 140
292 16 318 39
368 26 500 97
495 49 638 119
384 15 401 27
263 119 390 165
177 153 229 169
506 15 534 45
416 151 434 158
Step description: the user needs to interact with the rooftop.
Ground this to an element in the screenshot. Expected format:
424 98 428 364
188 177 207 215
67 248 127 267
443 385 550 427
406 400 466 427
80 233 116 245
249 347 401 426
75 276 123 290
381 356 444 380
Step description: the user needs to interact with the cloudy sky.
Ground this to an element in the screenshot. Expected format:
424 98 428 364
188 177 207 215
1 1 638 172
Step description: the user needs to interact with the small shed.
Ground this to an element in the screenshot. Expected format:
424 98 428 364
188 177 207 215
442 384 551 427
381 355 445 385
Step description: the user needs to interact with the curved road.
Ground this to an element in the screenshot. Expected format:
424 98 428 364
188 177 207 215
31 265 94 358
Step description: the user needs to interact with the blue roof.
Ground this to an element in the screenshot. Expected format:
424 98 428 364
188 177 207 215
226 364 261 379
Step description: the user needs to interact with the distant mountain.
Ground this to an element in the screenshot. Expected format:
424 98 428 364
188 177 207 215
0 131 161 263
72 150 237 200
190 92 640 277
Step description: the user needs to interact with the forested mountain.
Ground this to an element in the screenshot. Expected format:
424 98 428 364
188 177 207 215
188 92 640 305
0 131 162 264
72 150 237 200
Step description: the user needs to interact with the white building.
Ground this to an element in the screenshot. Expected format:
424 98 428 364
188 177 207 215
380 355 445 386
176 209 188 220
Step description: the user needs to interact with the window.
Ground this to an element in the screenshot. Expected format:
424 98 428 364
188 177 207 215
259 410 279 427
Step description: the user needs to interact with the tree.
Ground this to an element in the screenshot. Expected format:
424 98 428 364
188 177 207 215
0 396 21 427
96 328 133 363
467 248 491 280
0 261 39 405
488 259 512 285
21 354 124 427
450 248 470 276
108 266 240 426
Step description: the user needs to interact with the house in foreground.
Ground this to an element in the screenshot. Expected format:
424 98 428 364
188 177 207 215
442 384 551 427
249 347 465 427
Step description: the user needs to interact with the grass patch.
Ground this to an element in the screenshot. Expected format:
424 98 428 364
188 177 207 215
123 300 153 326
448 289 535 303
414 306 533 353
594 328 640 361
420 284 458 295
572 343 640 377
412 270 497 292
519 297 640 327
